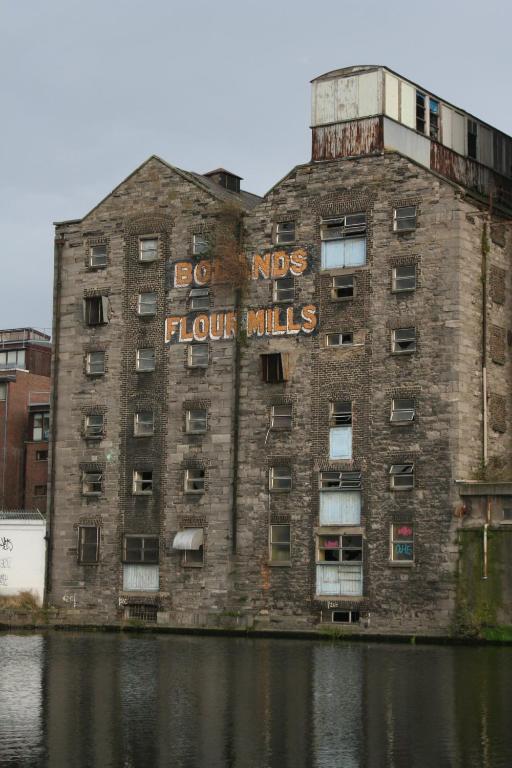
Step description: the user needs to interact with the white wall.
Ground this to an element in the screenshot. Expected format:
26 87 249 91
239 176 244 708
0 520 46 605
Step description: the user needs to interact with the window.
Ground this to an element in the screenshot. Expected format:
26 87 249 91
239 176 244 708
189 288 210 310
392 328 416 354
123 536 159 564
186 408 207 433
36 450 48 461
429 99 439 140
86 351 105 375
89 244 107 268
187 344 208 368
0 382 6 400
503 509 512 523
273 277 294 303
139 238 158 262
393 207 417 232
78 526 99 564
173 528 204 565
83 295 109 326
391 398 415 423
32 413 49 441
275 221 295 244
270 524 291 562
134 411 154 436
133 470 153 495
321 214 366 269
0 350 26 369
326 332 353 347
316 534 363 596
85 414 104 438
320 471 361 490
391 523 414 562
128 604 157 622
192 234 209 256
269 466 292 491
389 464 414 490
416 91 426 133
261 353 288 384
332 274 354 300
270 404 292 430
183 546 204 566
329 401 352 460
467 119 478 160
82 471 102 496
392 264 416 291
184 468 205 493
34 484 47 496
332 610 360 623
136 348 156 372
320 471 361 526
137 292 157 316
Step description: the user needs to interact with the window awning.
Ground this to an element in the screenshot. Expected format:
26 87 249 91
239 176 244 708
172 528 204 551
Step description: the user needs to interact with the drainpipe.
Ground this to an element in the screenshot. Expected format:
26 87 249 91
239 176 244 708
483 498 491 580
481 219 489 471
1 383 9 507
231 286 241 554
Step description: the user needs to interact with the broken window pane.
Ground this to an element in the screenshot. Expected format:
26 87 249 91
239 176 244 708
392 328 416 353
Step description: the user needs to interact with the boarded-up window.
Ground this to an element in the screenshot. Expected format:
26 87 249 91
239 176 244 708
320 491 361 525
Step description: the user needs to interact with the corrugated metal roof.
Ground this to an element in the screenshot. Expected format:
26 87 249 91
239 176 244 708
0 509 46 521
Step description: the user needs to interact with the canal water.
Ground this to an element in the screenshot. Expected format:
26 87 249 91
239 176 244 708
1 632 511 768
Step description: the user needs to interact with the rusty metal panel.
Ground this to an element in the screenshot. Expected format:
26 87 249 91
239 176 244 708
383 118 430 167
385 72 399 121
357 70 381 116
401 81 416 129
312 117 383 161
440 104 453 149
312 79 336 126
479 125 494 168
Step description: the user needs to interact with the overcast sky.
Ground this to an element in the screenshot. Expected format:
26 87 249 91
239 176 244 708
1 0 511 334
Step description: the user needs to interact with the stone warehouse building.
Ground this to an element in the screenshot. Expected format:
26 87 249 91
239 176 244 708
48 66 512 633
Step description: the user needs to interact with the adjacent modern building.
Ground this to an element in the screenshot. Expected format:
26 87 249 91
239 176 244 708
48 66 512 633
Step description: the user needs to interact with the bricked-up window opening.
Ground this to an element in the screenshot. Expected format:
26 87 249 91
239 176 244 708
332 274 354 300
316 534 363 596
467 120 478 160
35 450 48 461
269 466 292 491
189 288 210 310
137 292 157 316
188 344 209 368
123 536 159 564
393 207 417 233
321 214 366 269
186 408 207 433
86 351 105 375
332 610 360 624
32 413 49 441
273 277 294 303
389 464 414 491
34 484 47 496
128 604 157 622
391 398 415 423
329 401 352 460
183 546 204 566
429 99 440 141
192 234 209 256
89 244 107 268
85 414 104 438
136 348 156 372
0 382 6 400
392 264 416 291
320 471 361 490
391 523 414 561
275 221 295 244
270 524 291 562
133 470 153 495
0 349 26 369
326 332 353 347
134 411 154 436
139 237 158 262
184 468 205 493
261 353 288 384
82 471 103 496
271 404 292 430
416 91 426 133
83 295 109 326
78 526 99 564
392 328 416 354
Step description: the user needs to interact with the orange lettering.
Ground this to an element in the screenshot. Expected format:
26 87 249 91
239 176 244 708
165 316 181 343
271 250 289 278
301 305 317 334
272 307 287 335
286 306 301 334
193 314 209 341
179 316 193 342
266 309 273 335
210 312 224 340
252 253 271 280
246 309 265 336
194 260 211 286
174 261 193 287
224 312 237 339
289 248 308 276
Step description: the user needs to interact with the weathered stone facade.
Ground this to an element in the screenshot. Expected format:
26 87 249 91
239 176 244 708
48 69 512 635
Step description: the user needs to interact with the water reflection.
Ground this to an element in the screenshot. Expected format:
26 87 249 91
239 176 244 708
0 633 511 767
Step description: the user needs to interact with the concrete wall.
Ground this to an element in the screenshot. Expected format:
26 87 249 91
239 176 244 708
0 519 46 604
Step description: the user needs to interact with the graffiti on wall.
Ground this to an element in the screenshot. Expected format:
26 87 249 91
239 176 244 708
166 248 318 344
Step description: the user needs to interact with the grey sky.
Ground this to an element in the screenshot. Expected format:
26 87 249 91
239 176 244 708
1 0 510 333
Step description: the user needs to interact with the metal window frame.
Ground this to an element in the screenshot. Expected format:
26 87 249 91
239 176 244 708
137 292 158 316
389 464 415 491
330 401 352 426
317 533 363 563
321 213 367 241
86 351 105 375
77 525 100 564
134 411 154 436
393 206 417 233
184 468 206 494
123 534 159 564
85 413 104 438
272 277 294 303
138 237 159 262
89 244 107 268
185 408 208 434
331 274 355 300
192 234 209 256
269 523 291 562
189 287 210 310
136 347 156 372
390 522 414 562
82 471 103 496
275 221 296 244
270 403 292 430
392 264 417 291
326 332 354 348
187 344 209 368
319 471 361 490
390 398 416 423
132 469 153 495
392 327 416 354
269 465 292 492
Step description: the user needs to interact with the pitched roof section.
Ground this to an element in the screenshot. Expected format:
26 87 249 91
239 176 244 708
0 509 46 521
54 155 262 226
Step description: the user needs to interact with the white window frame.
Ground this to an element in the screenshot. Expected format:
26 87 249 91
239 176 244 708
270 404 292 430
78 525 100 564
184 468 205 494
272 277 294 303
392 328 416 354
134 411 154 437
187 344 209 368
269 524 291 562
85 413 104 438
185 408 207 434
332 274 355 300
192 234 209 256
389 464 414 491
275 221 296 244
393 206 417 232
137 292 157 316
132 470 153 495
390 398 415 423
269 466 292 492
139 237 158 263
392 264 416 292
329 401 352 460
321 214 367 270
189 288 210 310
316 534 363 596
326 332 353 347
82 471 102 496
83 295 109 326
136 348 156 372
86 351 105 375
89 244 107 268
390 523 414 562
